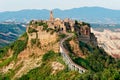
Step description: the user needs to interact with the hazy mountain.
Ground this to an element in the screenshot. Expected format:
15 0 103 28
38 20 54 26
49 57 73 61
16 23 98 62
0 9 49 22
0 7 120 23
91 24 120 32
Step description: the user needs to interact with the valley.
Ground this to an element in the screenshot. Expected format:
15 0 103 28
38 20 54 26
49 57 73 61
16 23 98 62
92 28 120 58
0 23 26 47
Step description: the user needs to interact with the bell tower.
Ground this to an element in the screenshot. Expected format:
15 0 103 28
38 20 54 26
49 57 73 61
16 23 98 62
50 10 54 21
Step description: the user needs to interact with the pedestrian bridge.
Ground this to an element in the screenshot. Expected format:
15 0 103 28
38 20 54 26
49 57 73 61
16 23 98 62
60 33 86 73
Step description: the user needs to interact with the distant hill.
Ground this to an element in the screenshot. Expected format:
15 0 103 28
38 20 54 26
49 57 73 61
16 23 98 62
0 23 26 47
91 24 120 32
0 7 120 23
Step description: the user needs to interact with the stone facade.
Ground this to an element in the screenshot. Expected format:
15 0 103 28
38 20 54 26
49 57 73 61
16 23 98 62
47 11 75 32
47 11 97 45
47 11 91 36
31 10 97 45
49 10 54 22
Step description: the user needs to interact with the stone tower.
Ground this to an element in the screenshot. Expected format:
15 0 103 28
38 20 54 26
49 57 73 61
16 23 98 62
50 10 54 21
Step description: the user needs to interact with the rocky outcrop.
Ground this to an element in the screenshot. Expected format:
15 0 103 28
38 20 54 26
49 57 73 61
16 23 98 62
0 23 60 79
69 40 84 58
18 25 59 59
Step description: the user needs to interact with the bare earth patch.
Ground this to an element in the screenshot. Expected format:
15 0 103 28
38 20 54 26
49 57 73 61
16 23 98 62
12 56 42 80
51 61 64 74
69 40 85 58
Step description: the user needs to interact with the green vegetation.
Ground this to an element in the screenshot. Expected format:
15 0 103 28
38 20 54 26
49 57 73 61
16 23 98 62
0 32 28 79
59 33 66 39
42 51 55 61
79 41 93 55
1 20 120 80
30 20 48 30
82 22 90 27
0 46 9 58
63 37 73 53
31 38 41 48
10 32 28 57
28 27 38 33
30 28 41 48
31 39 36 46
57 33 66 42
74 21 91 28
33 21 48 27
0 57 13 67
0 61 23 79
29 20 57 34
46 27 53 32
0 32 28 68
42 23 48 30
65 38 120 80
79 68 120 80
19 51 81 80
75 20 79 25
30 20 66 34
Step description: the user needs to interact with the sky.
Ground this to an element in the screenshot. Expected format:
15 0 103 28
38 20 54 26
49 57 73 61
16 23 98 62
0 0 120 12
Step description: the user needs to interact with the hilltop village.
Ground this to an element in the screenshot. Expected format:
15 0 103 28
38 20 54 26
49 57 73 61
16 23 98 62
26 10 98 74
30 11 97 46
0 10 120 80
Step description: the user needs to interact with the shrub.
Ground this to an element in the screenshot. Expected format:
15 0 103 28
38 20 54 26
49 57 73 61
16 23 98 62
42 51 55 61
0 57 13 67
31 39 36 46
36 39 41 48
42 23 48 31
0 46 9 58
0 32 28 68
31 38 41 48
11 32 28 56
58 34 66 39
28 27 38 33
50 30 55 35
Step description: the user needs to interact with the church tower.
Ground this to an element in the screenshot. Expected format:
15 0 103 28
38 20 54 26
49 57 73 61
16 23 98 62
49 10 54 21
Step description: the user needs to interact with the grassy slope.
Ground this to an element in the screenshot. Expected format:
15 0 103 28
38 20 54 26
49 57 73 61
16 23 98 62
0 21 120 80
1 33 119 80
0 32 28 68
19 51 81 80
69 40 120 80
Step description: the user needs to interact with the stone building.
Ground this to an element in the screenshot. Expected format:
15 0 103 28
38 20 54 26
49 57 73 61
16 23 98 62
47 10 75 32
47 10 63 31
49 11 54 22
47 10 97 45
30 10 97 46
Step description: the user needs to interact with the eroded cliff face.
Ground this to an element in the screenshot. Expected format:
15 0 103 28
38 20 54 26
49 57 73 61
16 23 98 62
0 24 60 79
91 28 120 58
18 25 59 59
69 39 84 58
